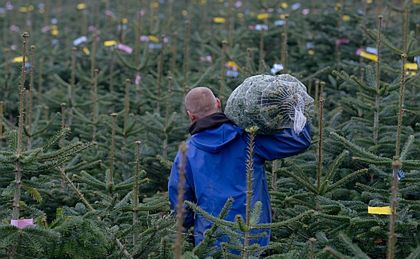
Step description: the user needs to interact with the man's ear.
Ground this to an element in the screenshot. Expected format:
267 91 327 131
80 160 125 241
186 110 196 122
215 98 221 109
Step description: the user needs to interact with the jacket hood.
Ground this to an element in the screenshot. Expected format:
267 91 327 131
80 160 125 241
189 122 243 153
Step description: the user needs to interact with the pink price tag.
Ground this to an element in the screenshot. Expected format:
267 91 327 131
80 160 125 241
140 35 149 42
105 10 114 17
9 25 20 32
336 37 350 46
117 43 133 54
41 25 50 33
11 218 34 229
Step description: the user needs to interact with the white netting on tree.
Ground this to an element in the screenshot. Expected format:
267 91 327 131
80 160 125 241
225 74 314 134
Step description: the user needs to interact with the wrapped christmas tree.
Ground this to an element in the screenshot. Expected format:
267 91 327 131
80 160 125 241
225 74 314 134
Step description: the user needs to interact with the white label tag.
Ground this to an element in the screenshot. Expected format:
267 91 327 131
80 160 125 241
293 108 306 134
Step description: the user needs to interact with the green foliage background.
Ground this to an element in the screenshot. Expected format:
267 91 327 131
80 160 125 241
0 0 419 258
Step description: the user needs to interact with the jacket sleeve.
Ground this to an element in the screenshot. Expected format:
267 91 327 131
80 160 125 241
254 123 312 161
168 151 196 229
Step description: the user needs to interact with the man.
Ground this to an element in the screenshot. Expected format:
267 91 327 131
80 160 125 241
168 87 311 250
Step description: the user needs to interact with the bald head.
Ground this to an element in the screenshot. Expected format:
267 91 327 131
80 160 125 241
185 87 221 122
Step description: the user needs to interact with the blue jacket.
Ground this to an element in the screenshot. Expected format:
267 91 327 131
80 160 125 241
168 113 311 249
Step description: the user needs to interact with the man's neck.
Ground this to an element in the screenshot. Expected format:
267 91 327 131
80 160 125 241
188 112 233 135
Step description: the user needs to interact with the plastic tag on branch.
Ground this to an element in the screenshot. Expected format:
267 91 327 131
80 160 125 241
148 35 159 43
336 37 350 46
9 25 20 32
148 43 162 49
306 42 315 55
12 56 27 63
105 10 115 17
341 15 350 22
104 40 118 47
249 24 268 31
213 17 226 24
226 70 239 77
41 25 50 33
140 35 149 42
291 3 301 10
356 48 378 62
257 13 269 20
270 63 283 74
88 25 98 33
405 63 418 76
117 43 133 54
37 3 45 13
306 42 315 49
368 206 391 215
50 25 59 36
226 61 239 77
274 20 286 26
19 5 34 13
135 73 141 86
117 24 127 31
404 63 418 71
280 3 288 9
73 36 87 46
76 3 87 11
11 218 34 229
225 74 313 134
6 2 14 11
200 55 213 63
414 56 420 66
397 169 405 181
366 47 378 55
82 47 90 55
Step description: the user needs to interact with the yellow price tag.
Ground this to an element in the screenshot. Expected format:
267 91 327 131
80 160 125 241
148 35 159 43
51 30 59 36
368 206 392 215
342 15 350 22
257 13 269 20
404 63 418 71
51 27 59 36
413 0 420 4
104 40 118 47
226 61 239 69
82 47 90 55
280 2 288 9
19 5 34 13
77 3 87 10
12 56 26 63
213 17 226 24
150 2 159 9
359 50 378 62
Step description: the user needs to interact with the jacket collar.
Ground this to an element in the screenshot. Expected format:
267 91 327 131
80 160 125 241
188 112 233 135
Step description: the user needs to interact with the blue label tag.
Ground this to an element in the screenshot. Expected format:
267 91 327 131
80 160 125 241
397 169 405 181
